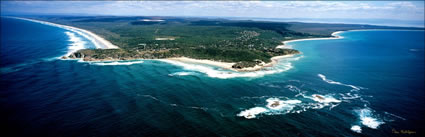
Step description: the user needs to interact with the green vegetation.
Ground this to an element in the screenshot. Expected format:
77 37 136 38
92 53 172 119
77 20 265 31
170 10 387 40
32 16 422 69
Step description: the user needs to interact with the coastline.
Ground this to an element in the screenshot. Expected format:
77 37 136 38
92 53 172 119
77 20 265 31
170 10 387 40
5 16 371 72
276 31 344 49
162 31 346 72
9 17 119 49
166 54 295 72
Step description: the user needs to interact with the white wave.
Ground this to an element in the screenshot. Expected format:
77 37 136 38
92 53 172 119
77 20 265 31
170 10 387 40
285 85 301 92
141 95 159 101
13 17 117 49
308 94 341 103
238 98 303 119
265 98 301 111
168 72 197 76
300 94 342 110
384 112 406 121
238 94 345 119
237 107 268 119
355 108 384 129
351 125 362 133
91 61 144 66
160 56 301 79
63 32 87 57
318 74 362 92
340 93 361 100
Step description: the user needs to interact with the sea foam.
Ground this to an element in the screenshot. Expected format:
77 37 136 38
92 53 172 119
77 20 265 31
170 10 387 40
91 61 144 66
351 125 362 133
238 98 303 119
168 72 197 76
318 74 362 92
300 94 342 110
13 17 114 49
308 94 341 103
265 98 301 111
237 107 269 119
64 32 87 57
355 108 384 129
160 56 301 79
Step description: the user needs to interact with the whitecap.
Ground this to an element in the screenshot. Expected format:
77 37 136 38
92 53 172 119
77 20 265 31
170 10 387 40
340 93 361 100
168 72 197 76
12 17 118 49
351 125 362 133
238 98 303 119
91 61 144 66
307 94 341 103
63 32 87 57
237 107 268 119
318 74 362 92
285 85 301 92
384 112 406 121
300 94 342 110
355 108 384 129
265 98 301 111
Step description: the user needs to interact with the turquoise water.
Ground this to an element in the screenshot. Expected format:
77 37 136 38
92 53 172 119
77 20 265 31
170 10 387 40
1 17 424 136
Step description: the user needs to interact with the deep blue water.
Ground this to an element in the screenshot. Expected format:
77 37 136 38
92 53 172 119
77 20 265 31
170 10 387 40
1 17 424 137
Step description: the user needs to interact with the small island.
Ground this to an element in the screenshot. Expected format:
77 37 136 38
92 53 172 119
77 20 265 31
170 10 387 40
27 16 421 71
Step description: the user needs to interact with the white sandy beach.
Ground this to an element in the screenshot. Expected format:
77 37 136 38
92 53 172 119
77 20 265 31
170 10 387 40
167 54 295 72
11 17 119 49
276 31 344 49
167 57 236 70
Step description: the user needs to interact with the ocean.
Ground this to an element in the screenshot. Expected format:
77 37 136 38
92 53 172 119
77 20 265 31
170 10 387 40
1 17 424 136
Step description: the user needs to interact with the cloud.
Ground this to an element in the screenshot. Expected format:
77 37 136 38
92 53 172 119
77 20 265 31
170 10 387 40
1 1 424 21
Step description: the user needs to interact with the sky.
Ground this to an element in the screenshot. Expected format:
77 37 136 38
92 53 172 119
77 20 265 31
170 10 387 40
1 1 424 21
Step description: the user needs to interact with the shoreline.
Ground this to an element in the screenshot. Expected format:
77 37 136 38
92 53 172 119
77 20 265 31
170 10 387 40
11 17 419 72
276 31 344 49
276 29 424 49
161 31 348 72
9 17 119 49
165 54 295 72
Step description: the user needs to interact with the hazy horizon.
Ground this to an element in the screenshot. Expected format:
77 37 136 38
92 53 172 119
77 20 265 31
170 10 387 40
2 1 424 21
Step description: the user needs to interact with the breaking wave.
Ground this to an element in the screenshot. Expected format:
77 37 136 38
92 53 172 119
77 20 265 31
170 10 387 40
63 32 87 57
237 107 269 119
355 108 384 129
351 125 362 133
237 94 343 119
14 17 110 49
91 60 144 66
168 72 197 76
318 74 362 92
160 56 301 79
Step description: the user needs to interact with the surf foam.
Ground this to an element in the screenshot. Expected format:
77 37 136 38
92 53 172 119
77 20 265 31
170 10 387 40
355 108 384 129
309 94 341 103
160 56 301 79
238 98 303 119
265 98 301 111
237 107 268 119
91 61 144 66
168 72 197 76
64 32 87 57
318 74 362 92
12 17 118 49
351 125 362 133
